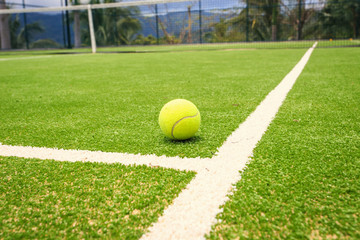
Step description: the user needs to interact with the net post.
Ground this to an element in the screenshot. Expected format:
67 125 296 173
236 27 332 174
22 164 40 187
64 0 72 49
297 0 302 40
87 4 97 53
199 0 202 44
155 4 159 45
61 0 66 48
246 0 249 42
22 0 29 49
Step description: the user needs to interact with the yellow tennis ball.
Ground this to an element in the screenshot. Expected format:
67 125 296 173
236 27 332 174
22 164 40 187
159 99 201 140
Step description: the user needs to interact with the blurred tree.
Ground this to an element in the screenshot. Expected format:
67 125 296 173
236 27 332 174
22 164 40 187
237 0 282 41
211 17 227 42
8 14 44 49
31 39 61 48
133 34 157 45
82 0 141 46
282 0 317 40
204 11 247 43
116 17 141 44
146 3 194 44
9 14 20 48
17 22 44 48
320 0 360 38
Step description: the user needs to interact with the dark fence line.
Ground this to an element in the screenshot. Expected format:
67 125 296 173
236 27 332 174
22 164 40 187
1 0 360 50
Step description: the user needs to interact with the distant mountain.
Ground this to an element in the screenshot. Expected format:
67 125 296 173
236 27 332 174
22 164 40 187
13 9 228 46
138 10 222 38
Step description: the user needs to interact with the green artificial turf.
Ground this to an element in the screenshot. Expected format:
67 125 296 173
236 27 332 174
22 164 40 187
0 48 92 57
208 47 360 239
0 39 357 58
0 49 306 158
98 39 358 53
0 156 195 239
0 41 313 57
97 41 316 52
316 38 360 48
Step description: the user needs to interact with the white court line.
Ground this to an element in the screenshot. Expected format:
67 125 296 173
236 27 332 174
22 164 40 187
0 42 318 239
0 53 90 61
0 144 209 172
0 55 55 61
140 42 318 240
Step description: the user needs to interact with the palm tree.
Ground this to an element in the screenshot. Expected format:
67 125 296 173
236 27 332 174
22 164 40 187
116 17 141 44
17 22 44 48
83 0 142 46
8 14 45 49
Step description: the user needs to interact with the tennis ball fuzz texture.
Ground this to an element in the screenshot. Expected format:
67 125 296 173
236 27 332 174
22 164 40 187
159 99 201 140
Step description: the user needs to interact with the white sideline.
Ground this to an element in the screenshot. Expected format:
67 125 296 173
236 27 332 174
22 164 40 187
140 42 318 240
0 56 55 61
0 42 317 239
0 54 90 61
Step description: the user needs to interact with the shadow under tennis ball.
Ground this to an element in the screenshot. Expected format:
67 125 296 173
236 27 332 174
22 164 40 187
162 136 203 144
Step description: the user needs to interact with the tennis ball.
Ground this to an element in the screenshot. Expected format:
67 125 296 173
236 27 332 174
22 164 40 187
159 99 201 140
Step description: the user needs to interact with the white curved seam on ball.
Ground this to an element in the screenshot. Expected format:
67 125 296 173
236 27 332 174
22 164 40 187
171 112 199 139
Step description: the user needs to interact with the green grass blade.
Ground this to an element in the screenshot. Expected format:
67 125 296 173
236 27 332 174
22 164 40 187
0 156 195 239
208 47 360 239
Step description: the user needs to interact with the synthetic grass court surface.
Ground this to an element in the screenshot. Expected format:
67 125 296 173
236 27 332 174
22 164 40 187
1 45 359 239
0 48 307 158
208 48 360 239
0 39 357 57
0 156 195 239
98 39 358 52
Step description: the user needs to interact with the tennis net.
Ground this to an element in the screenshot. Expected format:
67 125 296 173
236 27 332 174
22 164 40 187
0 0 359 53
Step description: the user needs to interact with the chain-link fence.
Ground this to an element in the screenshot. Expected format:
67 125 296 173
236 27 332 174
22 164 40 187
1 0 359 51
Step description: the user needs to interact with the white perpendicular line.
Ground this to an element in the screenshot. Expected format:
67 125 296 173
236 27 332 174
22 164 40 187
0 42 318 239
140 41 318 240
0 56 54 61
0 54 91 61
0 144 209 172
